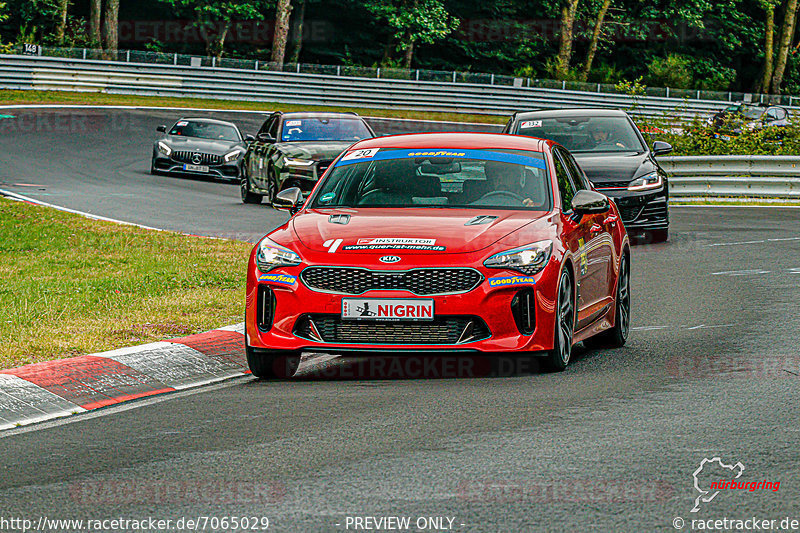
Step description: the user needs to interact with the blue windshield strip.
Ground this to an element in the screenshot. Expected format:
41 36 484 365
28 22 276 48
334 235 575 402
335 148 547 169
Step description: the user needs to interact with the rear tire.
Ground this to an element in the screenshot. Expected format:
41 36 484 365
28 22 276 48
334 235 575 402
543 269 575 372
241 173 263 204
584 254 630 349
246 342 300 379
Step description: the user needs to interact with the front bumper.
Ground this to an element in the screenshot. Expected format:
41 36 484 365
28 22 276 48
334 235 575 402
245 260 561 355
152 154 241 181
596 185 669 231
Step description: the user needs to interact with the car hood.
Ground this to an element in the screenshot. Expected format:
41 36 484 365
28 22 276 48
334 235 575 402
291 208 549 255
274 141 355 161
161 136 242 154
573 152 655 184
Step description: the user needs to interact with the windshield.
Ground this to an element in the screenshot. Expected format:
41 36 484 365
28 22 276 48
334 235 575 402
311 148 551 211
281 117 372 142
514 116 645 154
169 121 240 141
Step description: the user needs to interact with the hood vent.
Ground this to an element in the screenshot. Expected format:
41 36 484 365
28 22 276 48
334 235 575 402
328 214 351 225
465 215 498 226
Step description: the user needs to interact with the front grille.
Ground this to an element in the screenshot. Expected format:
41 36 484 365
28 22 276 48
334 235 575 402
172 151 223 166
294 314 491 345
639 203 668 222
595 180 630 189
619 205 643 223
300 267 483 296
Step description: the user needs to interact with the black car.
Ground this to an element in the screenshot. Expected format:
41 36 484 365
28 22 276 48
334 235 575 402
240 111 375 204
151 118 252 181
503 109 672 242
710 103 791 133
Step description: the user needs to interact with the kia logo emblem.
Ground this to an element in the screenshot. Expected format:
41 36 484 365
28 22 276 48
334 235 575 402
379 256 401 263
191 153 202 164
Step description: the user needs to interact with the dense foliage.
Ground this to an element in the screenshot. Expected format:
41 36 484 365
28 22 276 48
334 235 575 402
1 0 800 94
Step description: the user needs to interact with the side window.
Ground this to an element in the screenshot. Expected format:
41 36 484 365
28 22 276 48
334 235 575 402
553 150 577 211
562 152 588 191
258 117 275 137
766 108 780 120
268 116 280 139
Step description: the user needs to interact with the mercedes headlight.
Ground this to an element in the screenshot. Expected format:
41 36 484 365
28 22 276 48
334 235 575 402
256 238 302 273
284 157 315 168
157 141 172 156
484 240 553 275
628 171 662 191
224 149 245 162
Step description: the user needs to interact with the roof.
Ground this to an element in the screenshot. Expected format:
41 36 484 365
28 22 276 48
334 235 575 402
348 132 550 151
513 108 631 120
177 117 239 126
279 111 361 119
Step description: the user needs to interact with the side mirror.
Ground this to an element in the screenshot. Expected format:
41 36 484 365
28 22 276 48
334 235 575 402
571 189 610 216
652 141 672 156
245 134 255 142
257 132 276 143
273 187 303 213
157 125 167 133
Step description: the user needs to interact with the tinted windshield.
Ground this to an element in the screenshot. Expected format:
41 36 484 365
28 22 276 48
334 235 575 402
169 121 240 141
311 148 551 211
514 116 645 153
281 117 372 142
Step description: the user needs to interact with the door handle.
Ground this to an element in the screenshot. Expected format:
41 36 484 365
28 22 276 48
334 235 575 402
590 223 602 233
603 215 618 225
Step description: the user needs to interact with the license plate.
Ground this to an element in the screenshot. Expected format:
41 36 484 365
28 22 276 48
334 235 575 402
183 164 209 172
342 298 434 321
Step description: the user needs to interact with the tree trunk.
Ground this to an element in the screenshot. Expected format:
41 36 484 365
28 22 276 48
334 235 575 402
771 0 799 93
102 0 120 56
55 0 70 45
556 0 580 79
205 21 230 60
89 0 102 46
271 0 293 67
579 0 611 82
759 5 776 93
403 39 414 68
289 0 305 64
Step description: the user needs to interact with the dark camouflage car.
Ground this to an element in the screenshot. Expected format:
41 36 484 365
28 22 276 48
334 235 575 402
240 111 375 204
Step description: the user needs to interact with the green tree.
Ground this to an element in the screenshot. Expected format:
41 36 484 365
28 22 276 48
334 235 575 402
366 0 459 68
157 0 268 59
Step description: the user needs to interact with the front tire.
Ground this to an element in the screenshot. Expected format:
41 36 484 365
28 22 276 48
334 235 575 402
585 254 630 349
543 269 575 372
246 342 300 379
240 173 263 204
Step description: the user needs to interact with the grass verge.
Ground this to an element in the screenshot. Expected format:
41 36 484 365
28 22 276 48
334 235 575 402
0 89 504 124
0 196 252 369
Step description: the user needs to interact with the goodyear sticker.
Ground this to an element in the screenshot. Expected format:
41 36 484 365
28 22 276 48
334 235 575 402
578 237 588 276
488 275 537 287
258 273 297 286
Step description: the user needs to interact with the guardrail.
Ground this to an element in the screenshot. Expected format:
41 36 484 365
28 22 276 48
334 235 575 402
661 156 800 198
0 54 760 120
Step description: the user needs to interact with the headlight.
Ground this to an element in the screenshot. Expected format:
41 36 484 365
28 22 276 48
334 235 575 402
628 172 662 191
484 240 553 275
157 141 172 156
255 238 302 273
284 157 315 168
224 149 244 162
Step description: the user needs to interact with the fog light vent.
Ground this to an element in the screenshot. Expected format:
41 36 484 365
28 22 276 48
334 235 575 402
511 289 536 335
257 285 276 332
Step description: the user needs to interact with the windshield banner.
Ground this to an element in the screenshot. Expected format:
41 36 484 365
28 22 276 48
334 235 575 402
334 148 547 169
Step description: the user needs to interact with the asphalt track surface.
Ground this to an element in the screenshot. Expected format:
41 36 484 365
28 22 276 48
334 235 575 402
1 109 800 532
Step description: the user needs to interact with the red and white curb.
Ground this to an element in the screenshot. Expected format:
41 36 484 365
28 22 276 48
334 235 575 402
0 323 247 430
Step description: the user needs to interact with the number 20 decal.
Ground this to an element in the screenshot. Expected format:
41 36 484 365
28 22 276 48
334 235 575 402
341 148 379 161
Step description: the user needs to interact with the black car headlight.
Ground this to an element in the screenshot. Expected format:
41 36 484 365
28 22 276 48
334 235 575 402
157 141 172 156
224 149 245 162
628 172 662 191
484 240 553 275
256 238 302 273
